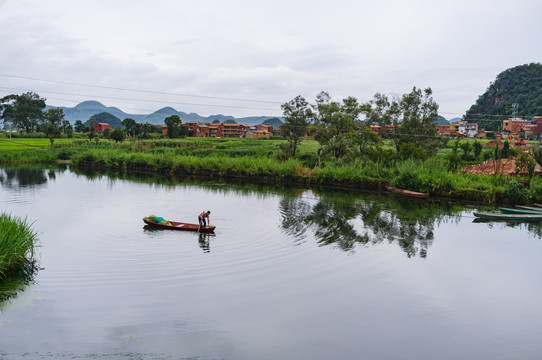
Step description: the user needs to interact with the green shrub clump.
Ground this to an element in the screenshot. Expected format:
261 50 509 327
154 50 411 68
0 213 38 278
504 180 527 205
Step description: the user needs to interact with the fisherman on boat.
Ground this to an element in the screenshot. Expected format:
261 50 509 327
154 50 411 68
198 210 211 231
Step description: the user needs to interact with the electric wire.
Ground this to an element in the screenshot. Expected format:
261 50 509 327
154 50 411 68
0 73 283 104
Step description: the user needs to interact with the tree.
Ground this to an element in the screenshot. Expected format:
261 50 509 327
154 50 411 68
0 92 46 133
110 128 126 143
280 95 313 157
312 92 369 160
356 125 381 159
164 115 182 138
43 108 64 144
44 108 64 129
122 118 138 137
368 87 444 157
74 120 86 133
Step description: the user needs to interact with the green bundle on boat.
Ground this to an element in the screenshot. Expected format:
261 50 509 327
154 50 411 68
144 215 172 226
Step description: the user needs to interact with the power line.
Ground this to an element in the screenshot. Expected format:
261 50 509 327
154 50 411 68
0 86 282 113
0 73 284 105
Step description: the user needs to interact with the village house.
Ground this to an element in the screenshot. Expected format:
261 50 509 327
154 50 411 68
436 121 478 138
92 122 113 134
501 117 542 140
457 121 478 137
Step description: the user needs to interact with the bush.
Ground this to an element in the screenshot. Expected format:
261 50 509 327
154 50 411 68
504 180 527 205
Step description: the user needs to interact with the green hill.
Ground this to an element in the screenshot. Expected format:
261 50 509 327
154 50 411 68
85 112 123 129
464 63 542 131
262 117 282 128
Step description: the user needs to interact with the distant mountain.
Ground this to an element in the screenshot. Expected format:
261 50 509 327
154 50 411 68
464 63 542 131
448 117 461 123
46 100 146 123
47 100 282 126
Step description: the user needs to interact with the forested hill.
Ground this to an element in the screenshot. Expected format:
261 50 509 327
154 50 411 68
464 63 542 131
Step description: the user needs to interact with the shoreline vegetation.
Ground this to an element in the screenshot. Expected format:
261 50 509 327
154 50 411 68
0 213 38 303
1 136 541 205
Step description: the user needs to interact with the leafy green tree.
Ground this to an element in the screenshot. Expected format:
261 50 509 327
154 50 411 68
42 108 63 143
0 92 46 133
43 108 64 132
447 140 462 172
312 92 368 160
473 140 483 159
103 128 111 139
74 120 86 133
460 141 472 160
110 128 126 143
164 115 182 138
356 125 381 159
368 87 444 157
122 118 138 137
280 95 313 157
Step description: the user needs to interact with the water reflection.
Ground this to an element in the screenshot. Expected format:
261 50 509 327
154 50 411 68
198 233 213 253
280 189 467 257
142 225 214 253
0 259 40 308
0 166 65 189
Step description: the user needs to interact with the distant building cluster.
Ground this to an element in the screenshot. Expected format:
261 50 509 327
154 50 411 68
501 117 542 139
173 122 273 138
92 121 274 138
436 116 542 140
436 121 479 137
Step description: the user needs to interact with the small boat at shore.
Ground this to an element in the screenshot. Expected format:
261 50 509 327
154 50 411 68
515 205 542 212
500 207 542 215
473 211 542 221
384 185 429 198
143 216 215 233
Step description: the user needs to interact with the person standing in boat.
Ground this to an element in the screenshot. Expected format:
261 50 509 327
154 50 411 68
198 210 211 231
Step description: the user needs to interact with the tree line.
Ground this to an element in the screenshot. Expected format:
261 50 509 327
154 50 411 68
279 87 443 163
0 92 72 139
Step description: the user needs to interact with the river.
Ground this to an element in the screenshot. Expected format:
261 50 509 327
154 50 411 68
1 166 541 359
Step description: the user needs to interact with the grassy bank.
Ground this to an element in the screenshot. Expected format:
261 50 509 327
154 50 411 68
0 137 540 204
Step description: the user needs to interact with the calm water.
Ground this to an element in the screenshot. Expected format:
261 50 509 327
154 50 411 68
1 166 541 360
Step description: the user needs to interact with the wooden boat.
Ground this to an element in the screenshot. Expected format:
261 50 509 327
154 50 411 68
384 185 429 198
515 205 542 212
143 218 216 233
473 211 542 221
499 207 542 215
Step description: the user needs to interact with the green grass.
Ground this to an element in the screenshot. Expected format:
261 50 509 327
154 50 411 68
0 138 76 150
2 136 542 203
0 213 38 278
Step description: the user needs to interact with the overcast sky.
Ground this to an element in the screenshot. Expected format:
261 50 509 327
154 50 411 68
1 0 541 119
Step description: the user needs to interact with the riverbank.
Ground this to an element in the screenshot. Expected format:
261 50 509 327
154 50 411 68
0 137 540 204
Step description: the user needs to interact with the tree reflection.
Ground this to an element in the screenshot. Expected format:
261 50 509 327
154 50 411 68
0 167 64 189
280 190 464 258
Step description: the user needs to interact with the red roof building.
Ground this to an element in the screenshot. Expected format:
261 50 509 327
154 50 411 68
92 122 113 133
